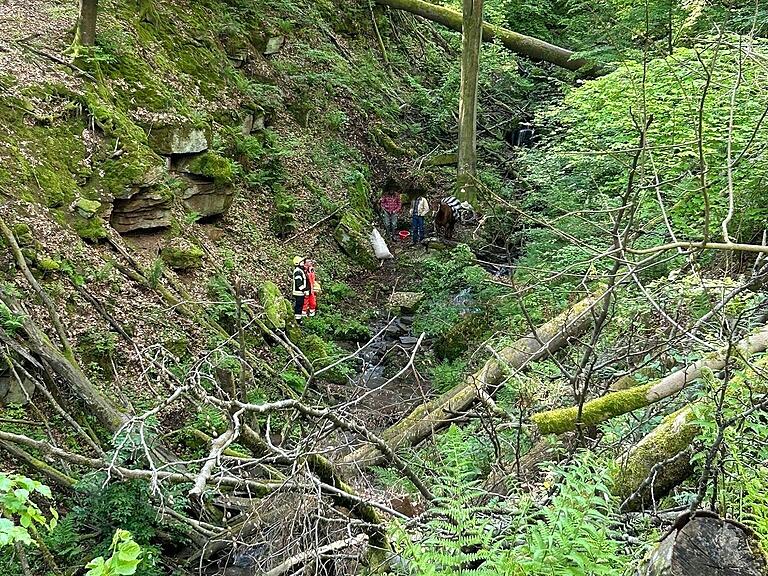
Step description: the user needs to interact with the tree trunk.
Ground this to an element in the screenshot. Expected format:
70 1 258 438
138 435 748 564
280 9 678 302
615 353 768 510
456 0 483 202
76 0 98 46
638 514 767 575
344 289 604 468
614 407 698 510
531 325 768 435
374 0 601 74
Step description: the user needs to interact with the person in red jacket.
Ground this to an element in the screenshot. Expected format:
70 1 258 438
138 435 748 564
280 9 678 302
302 259 318 317
379 179 402 239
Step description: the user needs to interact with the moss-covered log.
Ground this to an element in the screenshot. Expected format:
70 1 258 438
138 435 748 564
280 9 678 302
613 407 698 510
370 126 415 157
0 439 77 490
375 0 601 74
531 325 768 435
344 288 604 468
615 354 768 509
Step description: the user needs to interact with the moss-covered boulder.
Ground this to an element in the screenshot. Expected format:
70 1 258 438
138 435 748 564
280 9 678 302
172 152 237 219
258 281 291 331
299 334 350 384
70 213 108 242
160 238 204 271
174 152 236 185
388 292 425 314
333 172 377 269
11 224 33 247
334 211 377 271
348 171 374 218
434 311 492 360
74 197 102 218
144 123 211 155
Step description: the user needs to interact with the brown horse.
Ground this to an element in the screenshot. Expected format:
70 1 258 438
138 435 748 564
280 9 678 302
434 202 456 240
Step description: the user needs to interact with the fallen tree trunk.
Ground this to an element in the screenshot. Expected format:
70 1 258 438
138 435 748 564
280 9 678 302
344 289 604 467
532 324 768 435
615 354 768 510
614 407 698 510
375 0 601 73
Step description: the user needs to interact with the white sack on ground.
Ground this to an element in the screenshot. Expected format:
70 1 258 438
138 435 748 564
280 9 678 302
370 228 393 259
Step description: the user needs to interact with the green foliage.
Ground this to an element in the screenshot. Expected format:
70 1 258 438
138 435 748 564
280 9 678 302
299 334 351 384
412 245 502 343
510 453 628 575
325 108 348 132
85 529 142 576
429 359 467 393
43 515 84 563
395 451 628 575
691 357 768 550
271 185 297 238
303 311 371 341
146 259 164 289
319 280 354 305
525 41 768 253
393 482 504 575
206 273 238 327
0 473 56 549
49 477 180 576
430 424 490 485
0 302 25 335
70 479 158 544
280 368 306 393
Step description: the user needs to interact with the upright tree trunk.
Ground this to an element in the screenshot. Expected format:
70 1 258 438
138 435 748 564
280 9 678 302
76 0 98 46
457 0 483 203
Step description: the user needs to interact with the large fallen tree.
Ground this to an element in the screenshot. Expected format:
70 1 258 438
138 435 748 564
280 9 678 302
531 324 768 435
375 0 602 73
344 288 605 467
615 354 768 510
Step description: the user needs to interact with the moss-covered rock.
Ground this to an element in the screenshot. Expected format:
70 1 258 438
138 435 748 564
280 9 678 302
258 281 291 331
299 334 350 384
12 224 33 247
333 210 377 271
334 175 376 269
160 238 204 271
434 311 492 361
145 123 211 155
70 214 108 242
74 197 102 218
388 291 425 314
348 171 374 219
175 151 237 184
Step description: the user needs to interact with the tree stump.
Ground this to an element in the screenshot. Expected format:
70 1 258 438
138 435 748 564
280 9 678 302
637 514 767 576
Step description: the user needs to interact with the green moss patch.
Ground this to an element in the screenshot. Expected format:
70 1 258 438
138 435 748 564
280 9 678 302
532 383 654 435
333 210 376 270
160 239 204 271
176 152 236 184
258 281 290 331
